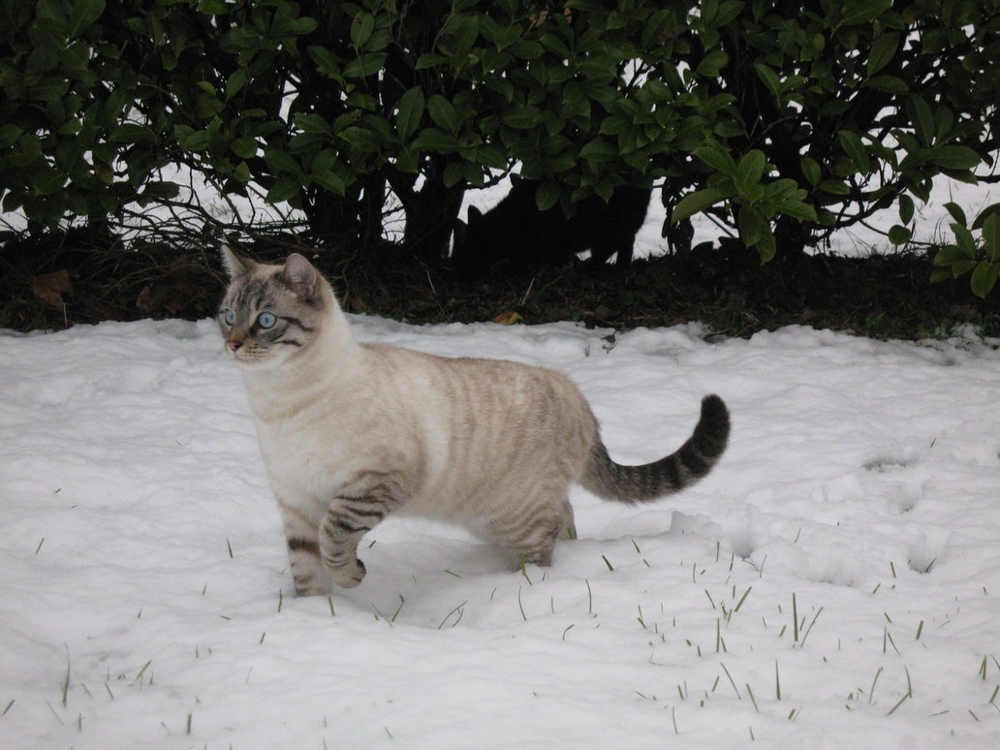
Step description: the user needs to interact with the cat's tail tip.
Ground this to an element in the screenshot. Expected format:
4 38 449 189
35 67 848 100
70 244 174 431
583 393 730 503
697 394 730 456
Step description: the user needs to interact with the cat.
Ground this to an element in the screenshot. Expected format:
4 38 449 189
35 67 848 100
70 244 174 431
452 179 652 278
218 247 730 596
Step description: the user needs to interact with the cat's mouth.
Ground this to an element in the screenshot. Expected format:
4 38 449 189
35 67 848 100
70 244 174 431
226 344 267 364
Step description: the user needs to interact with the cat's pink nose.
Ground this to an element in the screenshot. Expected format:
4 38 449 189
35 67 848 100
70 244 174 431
227 338 244 352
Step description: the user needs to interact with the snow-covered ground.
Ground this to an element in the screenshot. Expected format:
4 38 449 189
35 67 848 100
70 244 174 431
2 309 999 749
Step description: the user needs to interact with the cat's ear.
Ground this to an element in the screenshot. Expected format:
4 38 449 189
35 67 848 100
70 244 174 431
221 244 253 279
282 253 320 302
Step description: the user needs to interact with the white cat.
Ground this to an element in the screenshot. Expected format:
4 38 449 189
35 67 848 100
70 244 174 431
219 248 730 595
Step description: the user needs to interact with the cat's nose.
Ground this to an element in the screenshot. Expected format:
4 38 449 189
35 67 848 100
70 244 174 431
227 337 244 352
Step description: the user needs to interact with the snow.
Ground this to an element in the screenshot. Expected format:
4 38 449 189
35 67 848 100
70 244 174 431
2 313 1000 750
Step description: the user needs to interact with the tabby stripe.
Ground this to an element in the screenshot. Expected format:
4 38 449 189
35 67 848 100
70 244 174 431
342 503 389 520
332 518 372 535
237 280 266 311
492 495 556 544
281 315 316 333
287 537 320 556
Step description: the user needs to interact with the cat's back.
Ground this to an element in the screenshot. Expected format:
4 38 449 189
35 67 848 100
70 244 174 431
367 343 591 422
366 343 597 471
362 343 597 515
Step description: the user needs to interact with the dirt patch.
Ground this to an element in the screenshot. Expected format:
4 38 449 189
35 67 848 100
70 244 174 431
2 230 998 340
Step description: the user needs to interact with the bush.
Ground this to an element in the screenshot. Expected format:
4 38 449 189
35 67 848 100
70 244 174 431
2 0 998 271
931 202 1000 297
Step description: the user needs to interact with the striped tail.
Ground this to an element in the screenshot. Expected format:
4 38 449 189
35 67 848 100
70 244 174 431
582 394 730 503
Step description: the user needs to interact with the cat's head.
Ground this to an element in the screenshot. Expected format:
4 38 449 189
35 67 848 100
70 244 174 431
218 247 329 367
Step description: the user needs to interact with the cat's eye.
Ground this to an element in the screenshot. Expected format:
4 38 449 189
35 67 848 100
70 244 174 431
256 312 278 329
223 308 236 326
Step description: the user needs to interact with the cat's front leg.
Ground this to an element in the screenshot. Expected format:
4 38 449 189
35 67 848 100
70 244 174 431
277 497 333 596
319 494 395 588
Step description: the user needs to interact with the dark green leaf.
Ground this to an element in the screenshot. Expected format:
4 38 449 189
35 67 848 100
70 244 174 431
337 126 381 153
412 128 458 152
266 178 301 204
897 194 915 225
864 76 909 95
818 180 850 195
800 158 821 187
888 224 912 245
905 95 935 148
841 0 891 25
837 130 870 174
396 87 425 142
230 137 258 159
427 95 460 135
738 205 767 246
950 223 977 258
265 148 302 175
755 224 776 263
696 49 728 77
0 125 23 149
972 203 1000 231
311 168 346 195
443 14 480 59
672 189 727 222
736 150 767 192
350 12 376 48
68 0 105 39
197 0 229 14
774 198 818 223
754 63 781 98
535 181 562 211
982 214 1000 262
501 105 543 130
344 52 387 79
415 53 449 69
970 260 997 298
579 138 618 163
928 145 981 171
694 141 737 176
944 202 968 226
866 33 898 78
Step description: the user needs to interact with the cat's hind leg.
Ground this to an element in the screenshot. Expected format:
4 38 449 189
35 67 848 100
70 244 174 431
319 494 394 588
488 496 567 568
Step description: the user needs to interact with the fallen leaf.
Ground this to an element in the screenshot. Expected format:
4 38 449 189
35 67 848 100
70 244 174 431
493 311 522 325
32 270 73 308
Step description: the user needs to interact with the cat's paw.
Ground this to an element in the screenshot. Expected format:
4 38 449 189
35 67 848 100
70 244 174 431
294 581 332 597
327 558 367 588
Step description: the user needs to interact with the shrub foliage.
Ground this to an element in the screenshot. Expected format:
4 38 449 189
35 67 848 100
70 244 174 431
1 0 998 272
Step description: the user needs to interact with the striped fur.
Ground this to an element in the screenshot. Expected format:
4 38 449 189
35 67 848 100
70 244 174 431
219 248 730 595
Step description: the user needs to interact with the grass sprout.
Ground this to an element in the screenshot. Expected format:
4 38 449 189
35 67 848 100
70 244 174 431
61 650 70 708
720 663 741 699
885 667 913 716
437 600 467 630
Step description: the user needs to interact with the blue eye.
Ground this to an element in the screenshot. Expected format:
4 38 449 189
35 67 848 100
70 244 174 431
256 312 277 329
223 308 236 326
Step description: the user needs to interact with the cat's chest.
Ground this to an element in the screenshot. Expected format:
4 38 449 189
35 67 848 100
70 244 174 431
249 390 430 503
